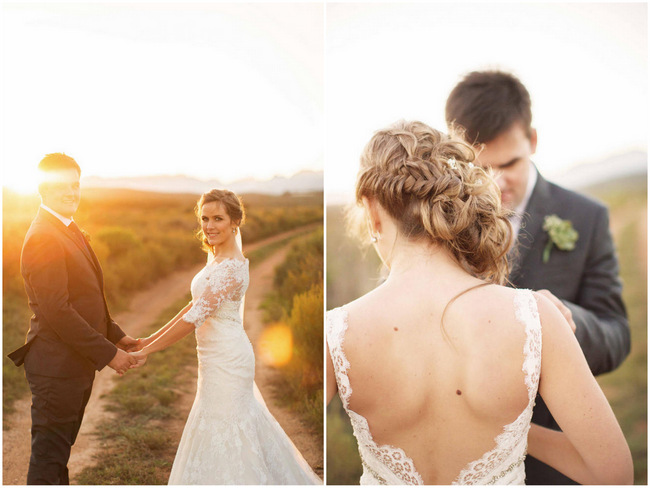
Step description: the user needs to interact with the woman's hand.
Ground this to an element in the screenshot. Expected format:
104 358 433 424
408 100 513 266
134 336 154 351
129 350 148 368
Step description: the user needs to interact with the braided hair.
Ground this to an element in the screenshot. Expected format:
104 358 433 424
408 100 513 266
355 120 512 284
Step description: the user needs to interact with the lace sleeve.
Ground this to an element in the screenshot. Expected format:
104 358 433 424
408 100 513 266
183 260 247 329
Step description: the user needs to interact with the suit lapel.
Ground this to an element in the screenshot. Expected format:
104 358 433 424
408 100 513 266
510 169 551 282
37 209 104 285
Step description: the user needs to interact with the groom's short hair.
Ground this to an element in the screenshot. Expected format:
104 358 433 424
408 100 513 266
37 153 81 193
445 70 532 145
38 153 81 174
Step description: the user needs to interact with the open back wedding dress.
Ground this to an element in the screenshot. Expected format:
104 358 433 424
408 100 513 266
168 256 321 485
327 289 542 485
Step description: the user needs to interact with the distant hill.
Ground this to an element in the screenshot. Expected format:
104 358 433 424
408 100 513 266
82 170 323 196
554 150 646 191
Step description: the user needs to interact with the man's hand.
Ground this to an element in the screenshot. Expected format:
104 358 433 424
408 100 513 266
129 351 148 369
116 335 141 352
537 289 576 333
108 349 138 376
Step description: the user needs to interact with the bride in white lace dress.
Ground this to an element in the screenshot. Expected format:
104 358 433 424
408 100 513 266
132 189 321 485
326 121 631 485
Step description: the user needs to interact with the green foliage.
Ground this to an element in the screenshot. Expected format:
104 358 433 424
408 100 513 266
265 228 324 319
327 396 362 485
326 206 382 310
2 299 32 421
242 205 322 244
589 186 647 485
281 284 324 427
261 227 324 436
96 227 142 259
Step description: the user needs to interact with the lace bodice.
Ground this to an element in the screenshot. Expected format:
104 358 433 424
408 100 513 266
326 289 542 485
183 257 249 328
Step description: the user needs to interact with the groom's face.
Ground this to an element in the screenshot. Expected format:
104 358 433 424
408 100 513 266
474 123 537 211
39 168 81 218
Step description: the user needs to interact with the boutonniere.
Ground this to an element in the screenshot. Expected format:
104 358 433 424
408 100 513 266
80 229 91 242
542 215 578 263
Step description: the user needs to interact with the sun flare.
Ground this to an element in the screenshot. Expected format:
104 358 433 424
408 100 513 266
259 323 293 367
3 167 41 195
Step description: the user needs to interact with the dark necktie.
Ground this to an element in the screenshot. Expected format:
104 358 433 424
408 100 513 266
68 221 87 248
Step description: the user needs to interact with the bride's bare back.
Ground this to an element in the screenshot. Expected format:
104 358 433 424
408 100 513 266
328 120 631 485
336 276 534 484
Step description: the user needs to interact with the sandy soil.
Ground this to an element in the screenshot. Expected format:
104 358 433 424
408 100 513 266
2 224 323 484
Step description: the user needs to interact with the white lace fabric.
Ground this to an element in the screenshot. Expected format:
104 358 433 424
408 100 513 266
170 257 321 485
326 289 542 485
182 258 248 329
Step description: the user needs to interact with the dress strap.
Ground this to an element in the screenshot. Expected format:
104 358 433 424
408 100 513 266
513 289 542 402
326 308 352 409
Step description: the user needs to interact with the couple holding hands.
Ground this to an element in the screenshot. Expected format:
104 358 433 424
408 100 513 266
9 70 634 486
9 155 320 485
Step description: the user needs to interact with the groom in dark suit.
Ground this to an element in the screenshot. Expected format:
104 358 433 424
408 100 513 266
445 71 630 484
8 153 140 484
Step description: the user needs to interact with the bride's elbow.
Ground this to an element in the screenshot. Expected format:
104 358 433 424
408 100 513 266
592 453 634 485
611 457 634 485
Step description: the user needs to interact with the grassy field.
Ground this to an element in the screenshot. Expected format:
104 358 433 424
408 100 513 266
3 188 323 417
326 180 647 484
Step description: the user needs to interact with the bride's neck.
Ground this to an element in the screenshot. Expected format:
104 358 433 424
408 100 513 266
211 238 240 260
384 238 467 281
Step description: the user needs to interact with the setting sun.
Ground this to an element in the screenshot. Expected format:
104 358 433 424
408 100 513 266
3 165 40 195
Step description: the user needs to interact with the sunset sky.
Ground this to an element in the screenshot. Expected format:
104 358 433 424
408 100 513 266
326 2 647 201
1 3 323 194
2 3 646 198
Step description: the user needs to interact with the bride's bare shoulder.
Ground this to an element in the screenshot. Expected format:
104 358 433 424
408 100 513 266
338 283 392 324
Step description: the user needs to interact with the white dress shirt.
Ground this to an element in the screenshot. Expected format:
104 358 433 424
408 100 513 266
509 160 538 239
40 204 74 227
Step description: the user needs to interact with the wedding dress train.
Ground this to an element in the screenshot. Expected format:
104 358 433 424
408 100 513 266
327 289 542 485
168 258 321 485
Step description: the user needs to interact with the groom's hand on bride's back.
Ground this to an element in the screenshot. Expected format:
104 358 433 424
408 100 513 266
108 349 138 376
116 335 141 352
536 289 576 333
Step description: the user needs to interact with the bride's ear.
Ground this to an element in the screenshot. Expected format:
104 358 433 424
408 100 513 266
362 197 382 235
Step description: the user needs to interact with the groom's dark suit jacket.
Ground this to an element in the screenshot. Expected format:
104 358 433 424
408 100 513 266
511 170 630 485
8 208 125 377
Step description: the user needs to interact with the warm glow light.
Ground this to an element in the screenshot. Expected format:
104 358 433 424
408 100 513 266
2 4 323 185
3 166 41 195
259 323 293 367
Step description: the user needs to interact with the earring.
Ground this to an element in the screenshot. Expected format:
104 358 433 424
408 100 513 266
370 233 380 244
232 228 237 234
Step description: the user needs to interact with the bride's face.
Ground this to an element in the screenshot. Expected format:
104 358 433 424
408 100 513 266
201 201 237 248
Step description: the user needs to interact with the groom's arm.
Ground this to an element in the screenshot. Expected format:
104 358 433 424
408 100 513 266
106 315 126 344
22 231 118 370
563 206 630 376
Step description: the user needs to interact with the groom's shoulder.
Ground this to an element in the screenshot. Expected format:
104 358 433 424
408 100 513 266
545 179 609 215
546 179 607 209
22 213 64 251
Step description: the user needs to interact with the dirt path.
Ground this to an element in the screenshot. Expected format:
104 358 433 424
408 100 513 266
2 223 321 485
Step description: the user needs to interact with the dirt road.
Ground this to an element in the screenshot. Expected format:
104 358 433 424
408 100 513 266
2 223 322 484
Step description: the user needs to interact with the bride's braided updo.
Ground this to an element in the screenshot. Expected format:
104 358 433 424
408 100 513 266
355 120 512 284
